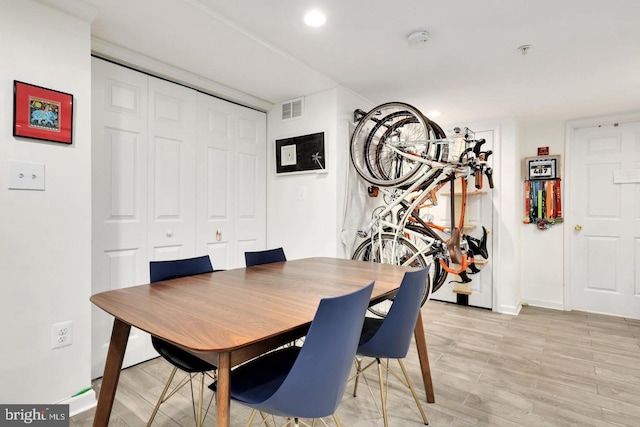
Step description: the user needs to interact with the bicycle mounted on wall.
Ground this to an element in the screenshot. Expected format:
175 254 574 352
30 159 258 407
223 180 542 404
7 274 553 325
349 102 494 316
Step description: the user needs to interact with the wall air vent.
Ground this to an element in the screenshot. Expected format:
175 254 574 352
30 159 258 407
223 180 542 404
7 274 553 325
282 98 303 121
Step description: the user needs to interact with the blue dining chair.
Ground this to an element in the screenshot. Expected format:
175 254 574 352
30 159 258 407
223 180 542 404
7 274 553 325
353 268 430 427
245 247 286 267
148 255 217 427
210 282 375 427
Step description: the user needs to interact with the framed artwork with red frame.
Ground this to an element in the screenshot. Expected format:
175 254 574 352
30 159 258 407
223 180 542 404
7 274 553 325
13 80 74 144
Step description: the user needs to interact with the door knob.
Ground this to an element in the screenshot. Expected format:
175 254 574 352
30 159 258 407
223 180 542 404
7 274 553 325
574 224 582 231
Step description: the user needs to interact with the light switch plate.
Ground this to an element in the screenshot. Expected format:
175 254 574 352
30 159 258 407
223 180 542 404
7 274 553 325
8 160 45 190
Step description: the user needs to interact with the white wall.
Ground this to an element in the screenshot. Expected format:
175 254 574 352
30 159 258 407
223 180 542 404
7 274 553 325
493 119 523 314
266 90 337 258
335 89 375 258
0 0 95 411
266 87 373 259
519 120 566 309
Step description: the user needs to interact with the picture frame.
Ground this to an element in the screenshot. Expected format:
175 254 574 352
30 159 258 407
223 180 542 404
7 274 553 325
525 155 561 180
13 80 74 144
275 131 326 174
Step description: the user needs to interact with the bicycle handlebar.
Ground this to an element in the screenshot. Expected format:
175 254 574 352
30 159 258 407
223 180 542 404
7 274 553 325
485 167 494 189
472 138 486 157
475 169 483 190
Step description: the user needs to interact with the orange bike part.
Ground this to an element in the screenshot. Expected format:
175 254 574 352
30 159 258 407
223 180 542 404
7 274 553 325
439 253 475 275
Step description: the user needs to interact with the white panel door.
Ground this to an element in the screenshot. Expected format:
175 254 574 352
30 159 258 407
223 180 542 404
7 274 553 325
91 58 155 378
196 94 266 269
92 61 266 378
234 108 267 264
430 129 494 309
147 77 197 261
570 122 640 318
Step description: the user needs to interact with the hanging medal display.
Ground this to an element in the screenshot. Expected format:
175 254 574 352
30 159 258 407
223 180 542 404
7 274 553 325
523 154 562 230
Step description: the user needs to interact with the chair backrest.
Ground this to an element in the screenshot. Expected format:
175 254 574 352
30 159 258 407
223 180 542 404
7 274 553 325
149 255 214 283
259 282 374 419
244 247 286 267
357 267 429 359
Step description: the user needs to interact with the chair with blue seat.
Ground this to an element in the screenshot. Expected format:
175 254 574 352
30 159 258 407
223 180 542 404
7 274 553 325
147 255 217 427
210 282 375 427
245 247 286 267
352 267 430 427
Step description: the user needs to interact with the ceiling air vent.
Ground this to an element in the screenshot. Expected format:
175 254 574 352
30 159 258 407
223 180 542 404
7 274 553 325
282 98 303 121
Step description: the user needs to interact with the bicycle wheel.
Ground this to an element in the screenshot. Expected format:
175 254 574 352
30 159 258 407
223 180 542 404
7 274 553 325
351 233 432 317
350 102 431 187
404 224 449 294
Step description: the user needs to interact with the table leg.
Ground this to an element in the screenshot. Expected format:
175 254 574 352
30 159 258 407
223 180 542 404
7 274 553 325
216 352 231 427
413 310 435 403
93 319 131 427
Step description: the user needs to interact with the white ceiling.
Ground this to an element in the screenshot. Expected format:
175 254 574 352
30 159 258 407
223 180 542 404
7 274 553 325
91 0 640 127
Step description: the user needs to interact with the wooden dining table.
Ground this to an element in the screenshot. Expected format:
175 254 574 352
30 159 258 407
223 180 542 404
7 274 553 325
90 257 435 427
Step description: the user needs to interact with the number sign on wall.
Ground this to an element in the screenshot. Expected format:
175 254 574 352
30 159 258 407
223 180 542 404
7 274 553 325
525 155 560 180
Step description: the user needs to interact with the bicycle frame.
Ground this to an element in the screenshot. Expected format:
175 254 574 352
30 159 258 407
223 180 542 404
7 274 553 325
358 140 479 277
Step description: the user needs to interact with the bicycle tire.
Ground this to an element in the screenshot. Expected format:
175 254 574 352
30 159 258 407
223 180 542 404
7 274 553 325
372 115 425 183
351 233 432 317
404 224 449 294
350 102 430 187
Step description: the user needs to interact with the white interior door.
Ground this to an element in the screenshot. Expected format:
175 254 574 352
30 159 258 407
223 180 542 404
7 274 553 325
430 129 494 309
196 94 233 269
91 58 155 378
569 121 640 318
233 105 267 264
195 94 266 269
147 77 197 261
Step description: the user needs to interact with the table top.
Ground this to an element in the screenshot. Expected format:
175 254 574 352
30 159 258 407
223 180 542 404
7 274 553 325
90 257 413 353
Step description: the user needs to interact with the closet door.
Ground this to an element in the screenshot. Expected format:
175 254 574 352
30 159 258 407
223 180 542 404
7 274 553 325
234 105 267 263
147 77 197 261
92 59 266 377
91 58 155 378
196 94 266 269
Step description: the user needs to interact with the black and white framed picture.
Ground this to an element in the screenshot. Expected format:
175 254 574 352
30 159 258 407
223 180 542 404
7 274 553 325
275 132 326 174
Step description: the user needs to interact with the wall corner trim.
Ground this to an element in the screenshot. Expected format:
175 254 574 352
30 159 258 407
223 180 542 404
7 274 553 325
91 37 274 113
58 388 97 417
35 0 99 23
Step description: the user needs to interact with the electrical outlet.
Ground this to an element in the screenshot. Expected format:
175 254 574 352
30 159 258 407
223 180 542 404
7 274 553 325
51 321 73 349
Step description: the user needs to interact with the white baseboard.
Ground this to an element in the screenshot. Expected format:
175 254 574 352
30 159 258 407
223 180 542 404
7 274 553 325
58 388 97 417
522 298 565 311
496 303 522 316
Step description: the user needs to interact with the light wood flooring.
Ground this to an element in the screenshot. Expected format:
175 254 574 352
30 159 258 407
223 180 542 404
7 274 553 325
72 301 640 426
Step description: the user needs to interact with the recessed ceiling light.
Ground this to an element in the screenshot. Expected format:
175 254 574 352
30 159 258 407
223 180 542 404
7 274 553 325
304 10 326 27
427 111 441 119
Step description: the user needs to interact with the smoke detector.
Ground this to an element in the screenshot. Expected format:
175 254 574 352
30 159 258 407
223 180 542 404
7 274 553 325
407 30 430 46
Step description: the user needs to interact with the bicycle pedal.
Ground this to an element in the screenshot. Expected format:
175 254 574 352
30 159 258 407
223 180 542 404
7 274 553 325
467 263 481 274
